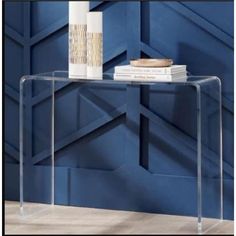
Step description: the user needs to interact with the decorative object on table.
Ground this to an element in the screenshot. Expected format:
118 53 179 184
114 62 187 82
130 58 173 67
87 12 103 79
69 1 89 79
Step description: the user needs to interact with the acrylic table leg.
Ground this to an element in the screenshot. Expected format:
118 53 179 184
51 79 55 206
196 84 202 233
218 78 223 221
19 77 25 214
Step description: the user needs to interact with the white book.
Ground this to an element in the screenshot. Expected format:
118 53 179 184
114 65 186 75
113 72 187 82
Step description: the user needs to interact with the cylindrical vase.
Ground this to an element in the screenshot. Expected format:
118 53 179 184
69 2 89 79
87 12 103 79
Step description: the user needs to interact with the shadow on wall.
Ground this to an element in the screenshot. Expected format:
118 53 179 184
177 42 226 76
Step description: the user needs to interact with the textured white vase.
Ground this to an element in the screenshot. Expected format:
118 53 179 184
69 2 89 79
87 12 103 79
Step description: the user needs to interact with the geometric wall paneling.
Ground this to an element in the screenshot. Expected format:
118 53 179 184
5 96 19 159
30 80 127 171
139 0 234 187
181 2 234 37
55 85 85 141
23 165 52 203
102 2 127 60
223 179 234 219
147 86 197 137
5 154 18 164
5 2 24 36
68 166 199 215
139 85 198 176
68 165 222 218
31 29 68 99
52 84 127 171
54 116 126 170
4 36 24 92
31 27 68 75
139 88 224 179
222 110 234 168
142 1 234 104
163 2 233 49
5 164 20 201
86 85 126 110
69 167 130 208
32 92 52 157
144 119 198 176
31 1 68 37
5 83 19 104
103 51 127 73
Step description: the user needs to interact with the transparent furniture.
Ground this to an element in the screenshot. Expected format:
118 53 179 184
19 71 222 233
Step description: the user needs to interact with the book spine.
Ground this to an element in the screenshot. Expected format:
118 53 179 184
114 73 174 80
114 65 186 75
115 67 169 74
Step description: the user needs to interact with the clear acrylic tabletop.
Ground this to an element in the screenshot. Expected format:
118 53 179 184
20 71 220 85
19 71 222 234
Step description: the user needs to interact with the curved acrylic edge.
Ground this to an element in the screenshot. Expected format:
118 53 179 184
189 80 223 232
214 76 223 221
20 72 221 86
20 75 32 85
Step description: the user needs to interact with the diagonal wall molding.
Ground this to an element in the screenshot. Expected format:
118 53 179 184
5 142 19 162
30 17 67 46
33 105 126 164
5 84 19 103
163 2 233 49
5 25 25 45
29 1 112 47
140 42 167 59
140 105 233 178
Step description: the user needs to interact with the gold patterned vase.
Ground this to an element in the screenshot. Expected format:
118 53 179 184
69 2 89 79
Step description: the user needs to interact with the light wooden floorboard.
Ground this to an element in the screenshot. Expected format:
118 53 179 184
5 201 234 235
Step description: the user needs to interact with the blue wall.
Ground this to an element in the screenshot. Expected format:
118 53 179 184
4 1 233 219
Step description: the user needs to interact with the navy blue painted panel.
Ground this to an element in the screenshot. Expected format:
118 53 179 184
182 2 234 37
5 96 19 153
31 1 68 36
31 28 68 74
5 154 18 164
223 179 234 219
69 165 226 218
5 2 24 36
54 167 70 205
104 52 128 73
5 164 19 201
31 28 68 97
23 166 52 203
54 118 126 170
146 85 197 176
5 37 23 92
146 2 234 101
55 85 84 141
32 91 52 156
102 2 127 58
222 110 234 167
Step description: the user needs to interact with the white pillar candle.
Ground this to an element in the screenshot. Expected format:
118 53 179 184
69 1 89 79
87 12 103 79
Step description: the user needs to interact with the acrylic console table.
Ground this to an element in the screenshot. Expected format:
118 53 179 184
19 71 223 234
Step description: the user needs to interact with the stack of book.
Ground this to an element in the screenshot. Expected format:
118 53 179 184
113 65 187 82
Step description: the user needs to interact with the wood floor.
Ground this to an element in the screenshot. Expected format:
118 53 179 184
5 201 234 235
